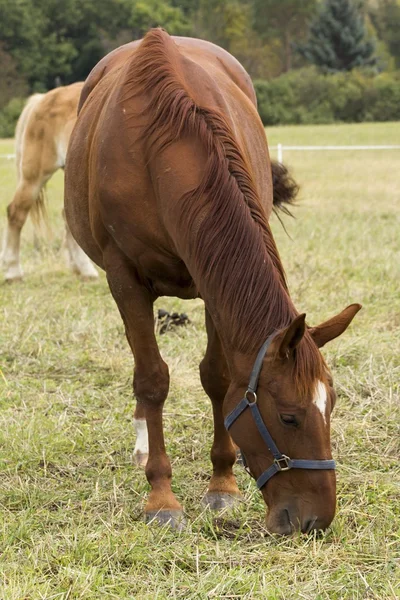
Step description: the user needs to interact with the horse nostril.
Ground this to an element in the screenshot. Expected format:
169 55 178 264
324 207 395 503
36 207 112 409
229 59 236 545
269 508 294 535
302 516 318 534
283 508 291 528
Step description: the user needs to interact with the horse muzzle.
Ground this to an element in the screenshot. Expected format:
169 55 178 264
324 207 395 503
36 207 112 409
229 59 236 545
265 500 336 535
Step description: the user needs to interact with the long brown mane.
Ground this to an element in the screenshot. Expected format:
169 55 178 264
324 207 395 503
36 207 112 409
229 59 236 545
122 29 325 397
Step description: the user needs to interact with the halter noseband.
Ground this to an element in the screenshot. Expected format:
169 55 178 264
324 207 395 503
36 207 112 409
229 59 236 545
224 333 336 489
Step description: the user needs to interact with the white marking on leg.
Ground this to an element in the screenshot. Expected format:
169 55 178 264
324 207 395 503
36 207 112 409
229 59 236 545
134 418 149 465
1 226 24 280
313 381 327 424
64 224 98 278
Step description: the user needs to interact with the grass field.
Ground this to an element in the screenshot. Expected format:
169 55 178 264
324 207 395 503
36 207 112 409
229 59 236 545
0 122 399 599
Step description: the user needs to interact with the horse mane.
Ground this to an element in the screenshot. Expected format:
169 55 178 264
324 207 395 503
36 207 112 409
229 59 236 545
122 28 326 398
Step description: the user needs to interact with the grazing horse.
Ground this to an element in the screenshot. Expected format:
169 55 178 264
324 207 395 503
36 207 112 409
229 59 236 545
1 83 98 281
65 29 361 534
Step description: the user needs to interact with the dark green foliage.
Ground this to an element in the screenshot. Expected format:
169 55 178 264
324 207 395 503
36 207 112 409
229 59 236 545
369 0 400 69
0 45 29 109
0 0 133 89
0 0 399 131
255 68 400 125
0 97 26 138
126 0 190 40
253 0 317 71
299 0 378 72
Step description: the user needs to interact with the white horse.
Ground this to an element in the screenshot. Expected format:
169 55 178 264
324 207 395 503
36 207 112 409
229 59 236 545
1 82 98 281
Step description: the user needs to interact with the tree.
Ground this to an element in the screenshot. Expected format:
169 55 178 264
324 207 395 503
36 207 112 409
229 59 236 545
368 0 400 69
299 0 378 72
253 0 318 72
0 0 131 89
125 0 190 40
0 45 29 108
186 0 280 79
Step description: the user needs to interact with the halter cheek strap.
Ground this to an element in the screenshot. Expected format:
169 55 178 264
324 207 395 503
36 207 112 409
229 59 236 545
224 333 336 490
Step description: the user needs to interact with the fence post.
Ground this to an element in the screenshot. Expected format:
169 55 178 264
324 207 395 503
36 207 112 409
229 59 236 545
277 143 283 164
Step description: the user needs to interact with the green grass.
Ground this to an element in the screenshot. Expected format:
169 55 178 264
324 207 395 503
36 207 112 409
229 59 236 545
1 122 400 599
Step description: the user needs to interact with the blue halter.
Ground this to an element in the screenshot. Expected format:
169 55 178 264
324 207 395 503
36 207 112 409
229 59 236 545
224 333 336 489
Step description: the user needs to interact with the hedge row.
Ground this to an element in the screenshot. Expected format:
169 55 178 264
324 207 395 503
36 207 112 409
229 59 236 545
254 67 400 125
0 98 26 138
1 68 400 137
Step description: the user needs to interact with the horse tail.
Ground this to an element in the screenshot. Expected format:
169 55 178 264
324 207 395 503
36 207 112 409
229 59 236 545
30 186 49 231
271 160 299 216
15 93 44 181
14 93 50 232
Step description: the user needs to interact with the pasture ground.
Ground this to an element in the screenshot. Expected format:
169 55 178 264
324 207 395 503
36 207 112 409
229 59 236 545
0 122 399 599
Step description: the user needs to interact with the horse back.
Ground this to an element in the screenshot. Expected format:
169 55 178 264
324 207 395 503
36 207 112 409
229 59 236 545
16 83 84 181
66 32 272 294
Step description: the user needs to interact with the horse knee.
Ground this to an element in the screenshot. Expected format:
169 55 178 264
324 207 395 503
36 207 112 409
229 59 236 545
200 358 227 402
134 360 169 406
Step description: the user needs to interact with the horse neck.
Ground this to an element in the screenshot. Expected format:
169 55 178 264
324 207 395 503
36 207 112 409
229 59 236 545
200 238 297 360
169 145 297 359
123 28 297 354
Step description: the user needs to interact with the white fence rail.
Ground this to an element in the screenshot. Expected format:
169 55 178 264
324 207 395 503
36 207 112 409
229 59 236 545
270 144 400 163
2 145 400 163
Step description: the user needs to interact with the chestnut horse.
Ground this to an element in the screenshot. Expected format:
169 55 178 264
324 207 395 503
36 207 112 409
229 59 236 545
1 82 98 281
65 29 360 534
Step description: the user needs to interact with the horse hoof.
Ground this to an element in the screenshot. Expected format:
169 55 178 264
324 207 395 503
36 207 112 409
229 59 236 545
134 451 148 467
3 264 24 282
202 492 241 511
144 509 186 531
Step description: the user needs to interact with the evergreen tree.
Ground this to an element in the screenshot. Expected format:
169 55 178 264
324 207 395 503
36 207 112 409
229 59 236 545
253 0 317 72
299 0 378 72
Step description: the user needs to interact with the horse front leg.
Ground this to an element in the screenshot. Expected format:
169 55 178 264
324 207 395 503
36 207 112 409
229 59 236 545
200 309 241 509
104 245 184 529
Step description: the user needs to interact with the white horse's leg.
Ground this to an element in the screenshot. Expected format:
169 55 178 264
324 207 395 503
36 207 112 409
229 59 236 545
1 180 40 281
63 211 98 278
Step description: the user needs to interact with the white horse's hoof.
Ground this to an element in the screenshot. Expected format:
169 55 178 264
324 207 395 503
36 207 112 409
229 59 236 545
3 263 24 282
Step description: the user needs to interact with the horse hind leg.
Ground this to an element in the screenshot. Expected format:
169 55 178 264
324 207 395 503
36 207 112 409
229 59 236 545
1 178 41 281
200 309 241 510
133 401 149 467
104 244 185 530
62 210 98 279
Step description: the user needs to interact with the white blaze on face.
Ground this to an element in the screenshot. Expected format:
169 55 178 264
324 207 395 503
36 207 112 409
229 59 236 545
313 380 328 424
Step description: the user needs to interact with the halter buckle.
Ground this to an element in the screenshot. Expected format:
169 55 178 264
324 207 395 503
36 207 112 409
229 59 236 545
245 389 257 405
274 455 291 471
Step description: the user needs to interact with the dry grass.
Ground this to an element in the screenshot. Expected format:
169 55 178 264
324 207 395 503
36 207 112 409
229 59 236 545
0 122 399 599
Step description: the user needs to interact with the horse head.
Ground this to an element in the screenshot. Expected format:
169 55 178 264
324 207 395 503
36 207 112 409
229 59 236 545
225 303 361 535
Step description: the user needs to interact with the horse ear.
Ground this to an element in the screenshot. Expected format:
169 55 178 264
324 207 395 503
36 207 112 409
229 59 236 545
278 313 306 358
309 304 362 348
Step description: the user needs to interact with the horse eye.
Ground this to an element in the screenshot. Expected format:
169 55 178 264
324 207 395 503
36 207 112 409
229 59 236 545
280 414 298 426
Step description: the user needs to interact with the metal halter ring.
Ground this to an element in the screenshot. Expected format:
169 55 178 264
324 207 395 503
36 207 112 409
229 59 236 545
274 455 291 471
245 389 257 405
